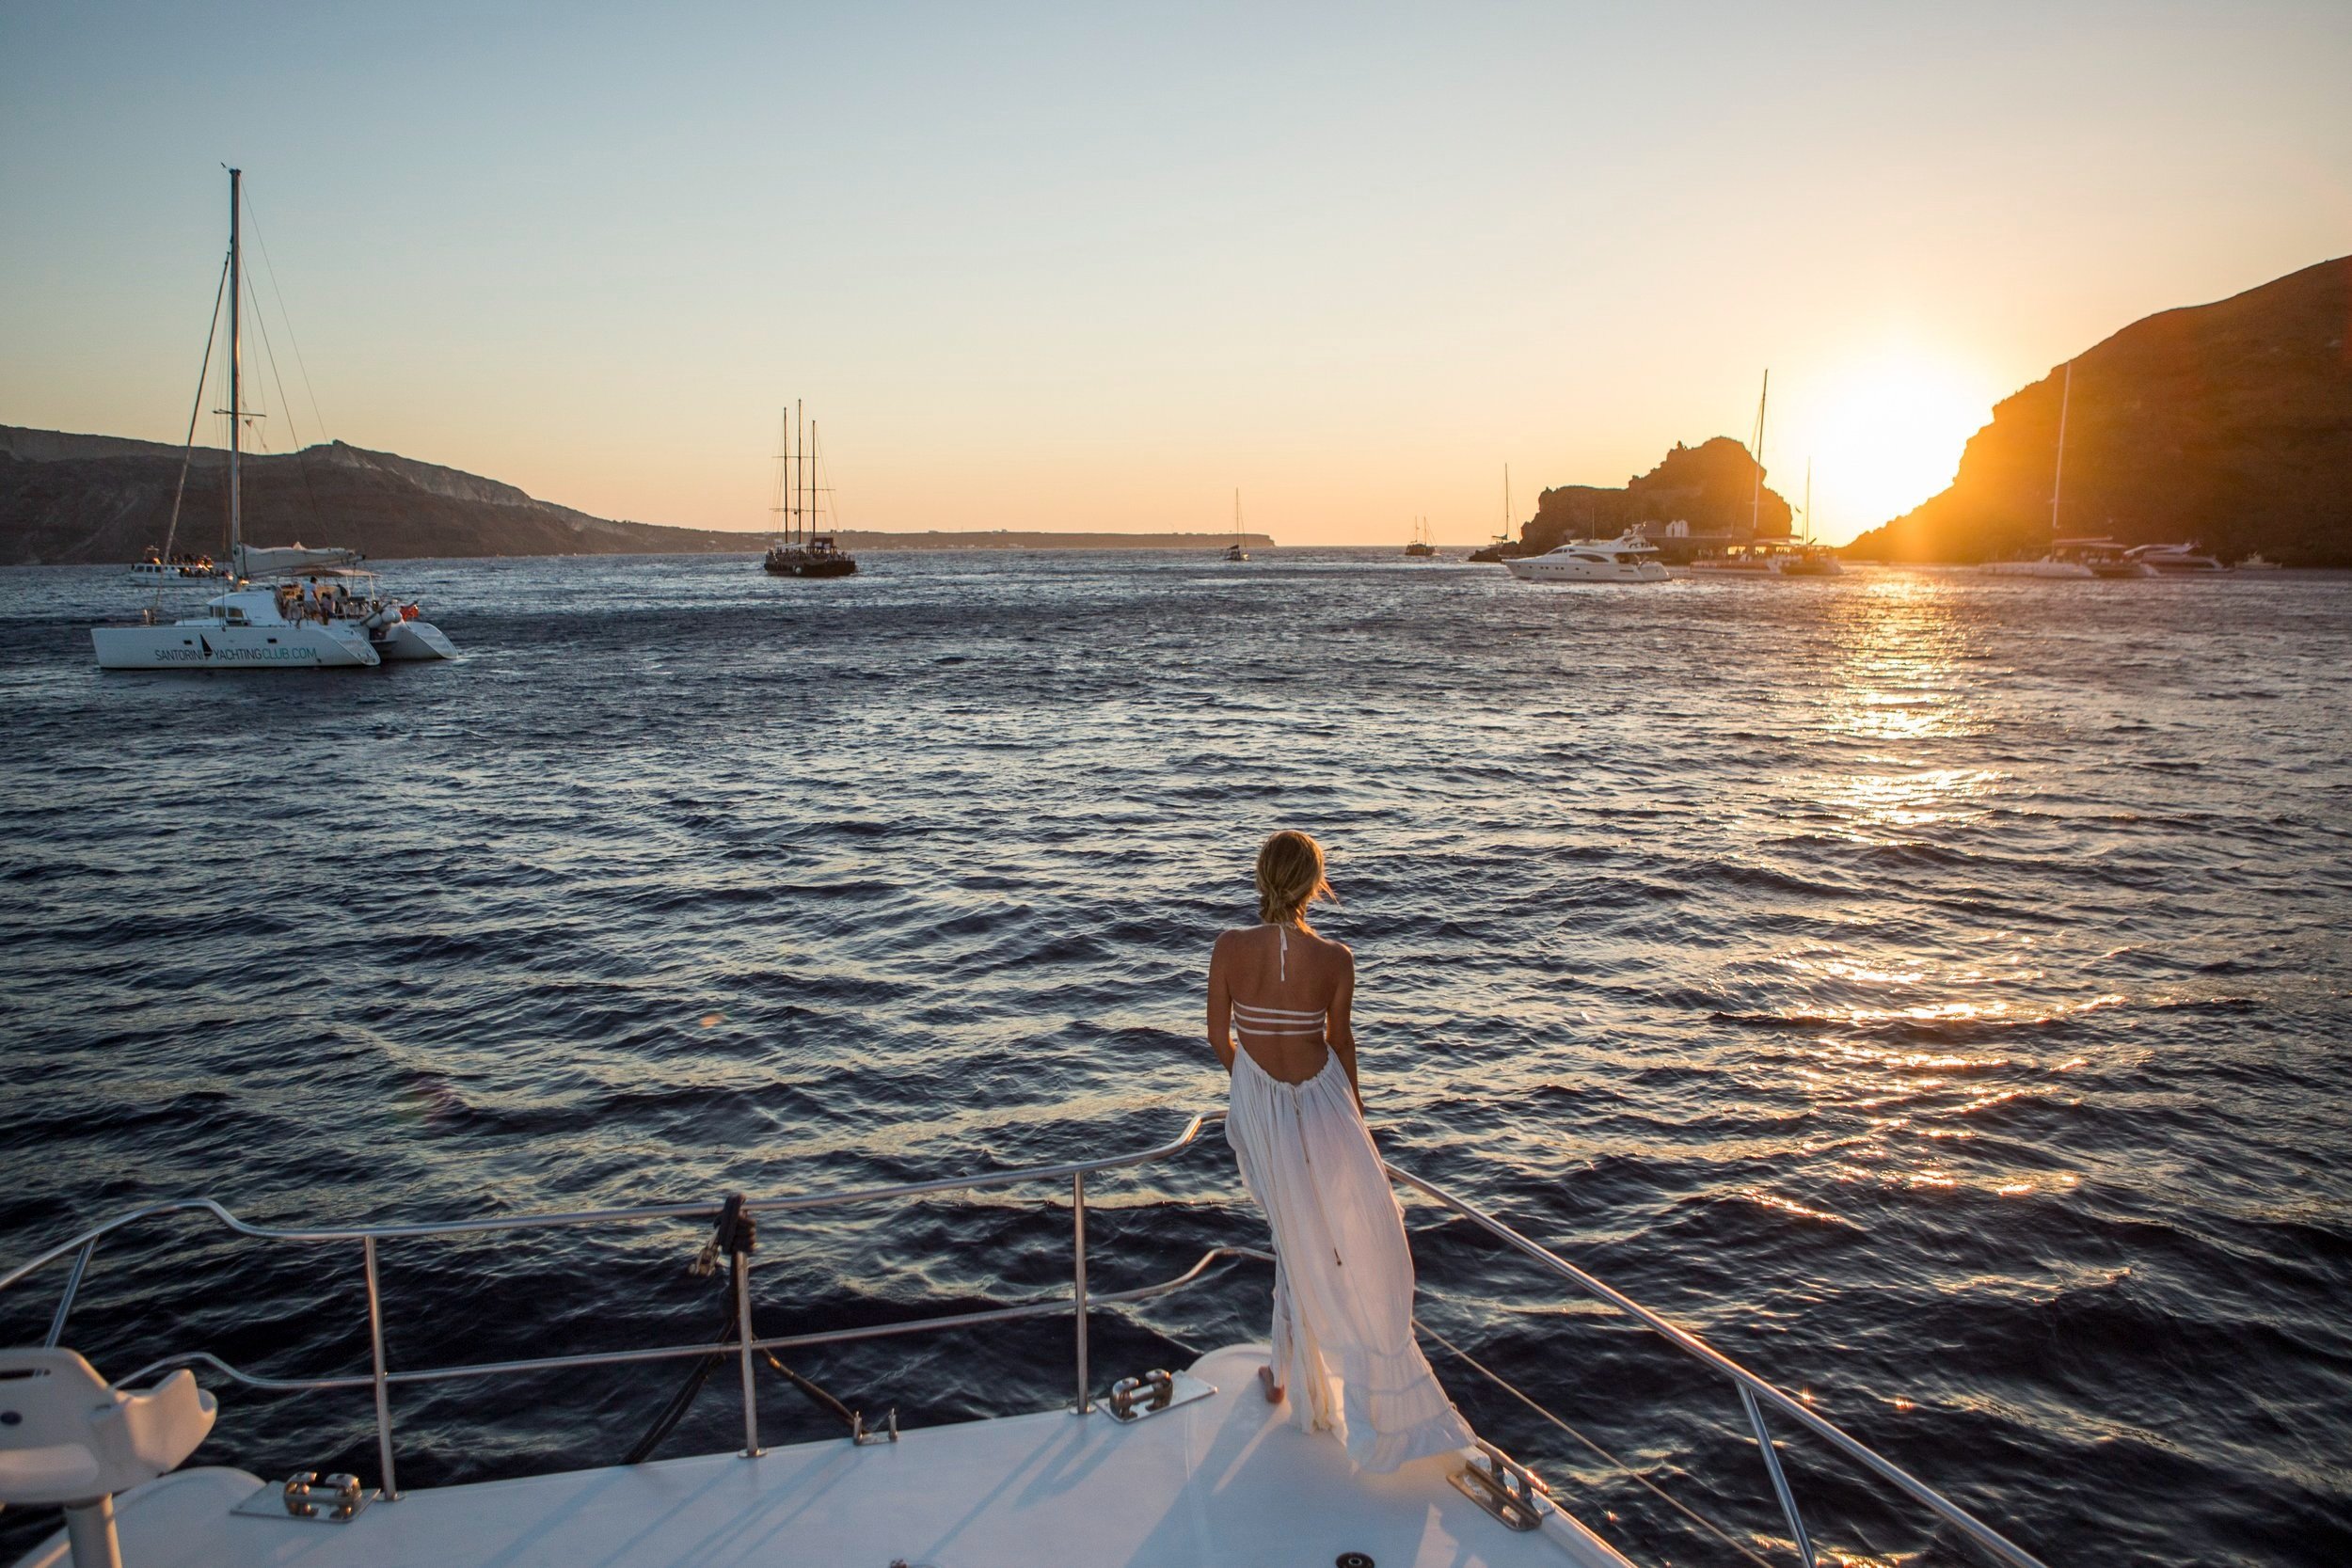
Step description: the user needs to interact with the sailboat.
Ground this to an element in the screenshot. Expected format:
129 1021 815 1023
761 403 858 578
1779 459 1844 577
1978 362 2098 578
1222 491 1249 562
1404 516 1436 558
91 169 456 669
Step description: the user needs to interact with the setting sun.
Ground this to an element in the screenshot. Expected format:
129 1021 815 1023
1790 354 2002 545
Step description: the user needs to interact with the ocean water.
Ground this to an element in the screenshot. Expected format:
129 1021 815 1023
1 551 2347 1567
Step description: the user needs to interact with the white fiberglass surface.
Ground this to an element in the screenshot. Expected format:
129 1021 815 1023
8 1347 1627 1568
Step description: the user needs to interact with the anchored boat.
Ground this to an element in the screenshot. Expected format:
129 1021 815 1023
761 404 859 578
0 1113 2052 1568
90 169 454 672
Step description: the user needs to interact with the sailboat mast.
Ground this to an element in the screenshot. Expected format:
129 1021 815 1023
771 408 788 544
795 400 806 546
2050 361 2072 534
810 421 820 535
1749 370 1768 538
228 166 242 568
1804 459 1813 546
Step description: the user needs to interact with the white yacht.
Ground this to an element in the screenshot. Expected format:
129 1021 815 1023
2127 543 2228 573
0 1114 2053 1568
1505 530 1671 584
89 169 455 672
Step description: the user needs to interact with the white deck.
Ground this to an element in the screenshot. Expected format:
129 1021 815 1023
11 1346 1633 1568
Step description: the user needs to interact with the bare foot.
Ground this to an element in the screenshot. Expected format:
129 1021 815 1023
1257 1365 1285 1403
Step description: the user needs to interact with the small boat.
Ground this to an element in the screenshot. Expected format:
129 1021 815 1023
1777 464 1844 576
1404 516 1436 558
2127 542 2227 574
1222 490 1249 562
125 549 225 584
92 169 455 671
2237 552 2284 571
761 404 859 578
1505 528 1672 583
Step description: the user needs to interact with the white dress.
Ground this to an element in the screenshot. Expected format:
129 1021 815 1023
1225 958 1473 1473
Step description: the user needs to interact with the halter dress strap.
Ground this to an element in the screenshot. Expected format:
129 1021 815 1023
1231 925 1325 1037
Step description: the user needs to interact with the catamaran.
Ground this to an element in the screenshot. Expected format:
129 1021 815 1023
0 1110 2057 1568
90 169 455 671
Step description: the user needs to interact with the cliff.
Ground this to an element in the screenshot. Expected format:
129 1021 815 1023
1843 257 2352 565
1499 436 1792 558
0 430 753 563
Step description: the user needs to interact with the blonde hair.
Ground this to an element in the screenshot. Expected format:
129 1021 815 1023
1256 830 1335 926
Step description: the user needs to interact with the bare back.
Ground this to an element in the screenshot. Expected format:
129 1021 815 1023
1207 922 1359 1101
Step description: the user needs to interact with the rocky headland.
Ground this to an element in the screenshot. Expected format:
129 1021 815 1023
1844 256 2352 566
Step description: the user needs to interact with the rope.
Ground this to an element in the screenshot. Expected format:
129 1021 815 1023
1415 1316 1777 1568
153 252 230 610
623 1196 861 1465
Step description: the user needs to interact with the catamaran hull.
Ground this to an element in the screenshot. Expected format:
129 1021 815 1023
91 624 379 670
373 619 458 660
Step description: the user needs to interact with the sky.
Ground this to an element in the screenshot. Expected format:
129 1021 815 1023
4 2 2348 546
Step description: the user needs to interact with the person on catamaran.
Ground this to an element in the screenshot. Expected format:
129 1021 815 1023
1207 829 1473 1474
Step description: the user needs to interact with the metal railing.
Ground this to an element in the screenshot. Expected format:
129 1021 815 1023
2 1110 2050 1568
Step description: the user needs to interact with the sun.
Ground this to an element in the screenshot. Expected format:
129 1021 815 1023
1794 355 1995 545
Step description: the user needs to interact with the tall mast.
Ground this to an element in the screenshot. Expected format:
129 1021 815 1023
770 408 789 545
228 166 243 567
1749 369 1769 538
1502 464 1510 543
795 400 806 546
1233 488 1241 546
810 421 820 535
1804 459 1813 546
2050 361 2072 535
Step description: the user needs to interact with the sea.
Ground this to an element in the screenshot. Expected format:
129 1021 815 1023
1 551 2346 1567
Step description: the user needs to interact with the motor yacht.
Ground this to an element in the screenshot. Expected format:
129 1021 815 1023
2127 543 2228 573
124 551 224 585
0 1112 2054 1568
1504 530 1671 584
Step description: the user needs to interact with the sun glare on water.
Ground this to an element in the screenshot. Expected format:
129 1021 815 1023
1798 355 1995 544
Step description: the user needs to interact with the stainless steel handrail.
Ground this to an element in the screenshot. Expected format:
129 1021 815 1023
1385 1161 2054 1568
0 1112 1221 1293
2 1108 2049 1568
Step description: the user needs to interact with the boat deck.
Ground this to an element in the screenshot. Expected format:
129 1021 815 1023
11 1346 1629 1568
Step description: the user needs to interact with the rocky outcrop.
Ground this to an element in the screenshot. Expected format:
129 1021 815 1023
1844 257 2352 566
1477 437 1793 560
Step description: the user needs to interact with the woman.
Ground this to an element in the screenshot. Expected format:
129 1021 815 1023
1208 829 1473 1474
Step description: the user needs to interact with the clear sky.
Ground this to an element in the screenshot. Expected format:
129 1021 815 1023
4 2 2347 546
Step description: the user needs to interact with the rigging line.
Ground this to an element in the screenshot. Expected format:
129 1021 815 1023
243 259 330 538
239 187 329 444
1413 1316 1778 1568
154 250 232 607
